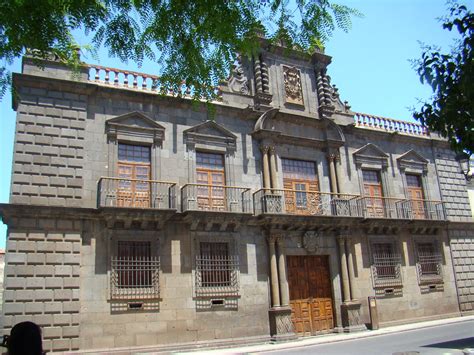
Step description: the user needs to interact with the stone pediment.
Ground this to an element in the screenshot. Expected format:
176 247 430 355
353 143 388 167
397 149 428 172
106 111 165 144
184 120 237 149
252 108 345 148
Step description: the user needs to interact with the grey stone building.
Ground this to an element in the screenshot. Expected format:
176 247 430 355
0 41 473 353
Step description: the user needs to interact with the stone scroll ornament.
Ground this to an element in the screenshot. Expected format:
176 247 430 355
283 66 304 106
228 56 250 95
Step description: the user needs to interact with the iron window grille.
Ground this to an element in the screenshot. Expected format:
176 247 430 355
416 242 443 284
371 243 402 288
111 241 160 300
195 242 239 298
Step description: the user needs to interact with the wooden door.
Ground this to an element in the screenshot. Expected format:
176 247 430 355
196 152 225 211
117 144 151 208
288 255 334 335
406 174 425 219
363 170 384 217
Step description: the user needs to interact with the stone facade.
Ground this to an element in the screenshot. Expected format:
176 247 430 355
0 42 473 353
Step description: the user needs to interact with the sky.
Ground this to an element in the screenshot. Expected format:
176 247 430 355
0 0 463 247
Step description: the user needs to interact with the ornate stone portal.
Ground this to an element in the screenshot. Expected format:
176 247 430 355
283 66 304 106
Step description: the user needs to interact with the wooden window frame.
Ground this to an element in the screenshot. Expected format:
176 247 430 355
196 151 226 211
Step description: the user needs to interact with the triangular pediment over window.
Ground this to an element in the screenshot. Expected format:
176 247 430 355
353 143 389 168
106 111 165 144
184 120 237 150
397 149 428 172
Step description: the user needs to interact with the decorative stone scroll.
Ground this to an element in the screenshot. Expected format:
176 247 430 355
283 66 304 106
228 56 250 95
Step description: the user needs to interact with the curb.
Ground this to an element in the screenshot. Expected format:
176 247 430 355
177 315 474 354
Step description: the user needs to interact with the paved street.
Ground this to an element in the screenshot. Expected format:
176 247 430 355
257 320 474 355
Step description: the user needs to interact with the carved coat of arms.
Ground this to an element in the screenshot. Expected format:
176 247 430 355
302 231 320 253
283 66 304 106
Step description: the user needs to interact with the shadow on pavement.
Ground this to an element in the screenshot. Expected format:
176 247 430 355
422 337 474 350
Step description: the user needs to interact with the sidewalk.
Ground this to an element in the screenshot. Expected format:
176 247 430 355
175 315 474 355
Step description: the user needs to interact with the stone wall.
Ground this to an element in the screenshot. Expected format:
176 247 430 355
350 229 459 326
10 77 87 207
449 226 474 314
2 217 81 353
79 221 270 349
435 147 472 222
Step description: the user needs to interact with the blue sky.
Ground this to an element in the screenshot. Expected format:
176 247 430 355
0 0 461 247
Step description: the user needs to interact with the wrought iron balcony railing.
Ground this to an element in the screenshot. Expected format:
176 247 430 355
253 188 361 217
181 183 252 213
356 196 407 219
97 177 177 209
396 199 446 221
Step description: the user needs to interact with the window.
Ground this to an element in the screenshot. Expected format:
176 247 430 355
282 159 319 215
117 144 151 208
195 242 239 297
110 241 160 300
371 242 402 288
196 152 225 210
416 242 442 284
406 174 426 219
363 170 385 218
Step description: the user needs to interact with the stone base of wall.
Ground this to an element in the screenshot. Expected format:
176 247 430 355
379 311 461 328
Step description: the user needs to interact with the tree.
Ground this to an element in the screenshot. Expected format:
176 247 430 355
413 2 473 156
0 0 360 100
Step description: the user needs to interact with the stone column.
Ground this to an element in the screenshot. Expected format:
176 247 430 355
277 236 289 307
268 235 281 307
261 146 271 190
338 235 367 332
346 237 356 300
338 237 350 302
269 146 278 190
328 153 339 194
268 233 295 340
335 155 343 193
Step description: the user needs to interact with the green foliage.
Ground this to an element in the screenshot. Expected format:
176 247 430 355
0 0 360 101
413 2 473 156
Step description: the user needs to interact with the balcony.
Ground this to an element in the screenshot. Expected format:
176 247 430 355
253 188 361 217
97 177 177 209
397 199 446 221
181 184 252 213
253 189 446 221
357 196 446 221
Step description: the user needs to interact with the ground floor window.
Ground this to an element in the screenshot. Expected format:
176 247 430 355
415 242 443 284
111 241 160 300
195 242 239 298
370 242 402 290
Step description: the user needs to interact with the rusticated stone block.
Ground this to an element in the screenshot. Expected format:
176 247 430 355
3 303 24 315
27 252 47 265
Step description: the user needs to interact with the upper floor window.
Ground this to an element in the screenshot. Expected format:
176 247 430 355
406 174 427 219
362 170 384 218
111 240 160 300
117 144 151 208
196 152 225 210
282 158 319 215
